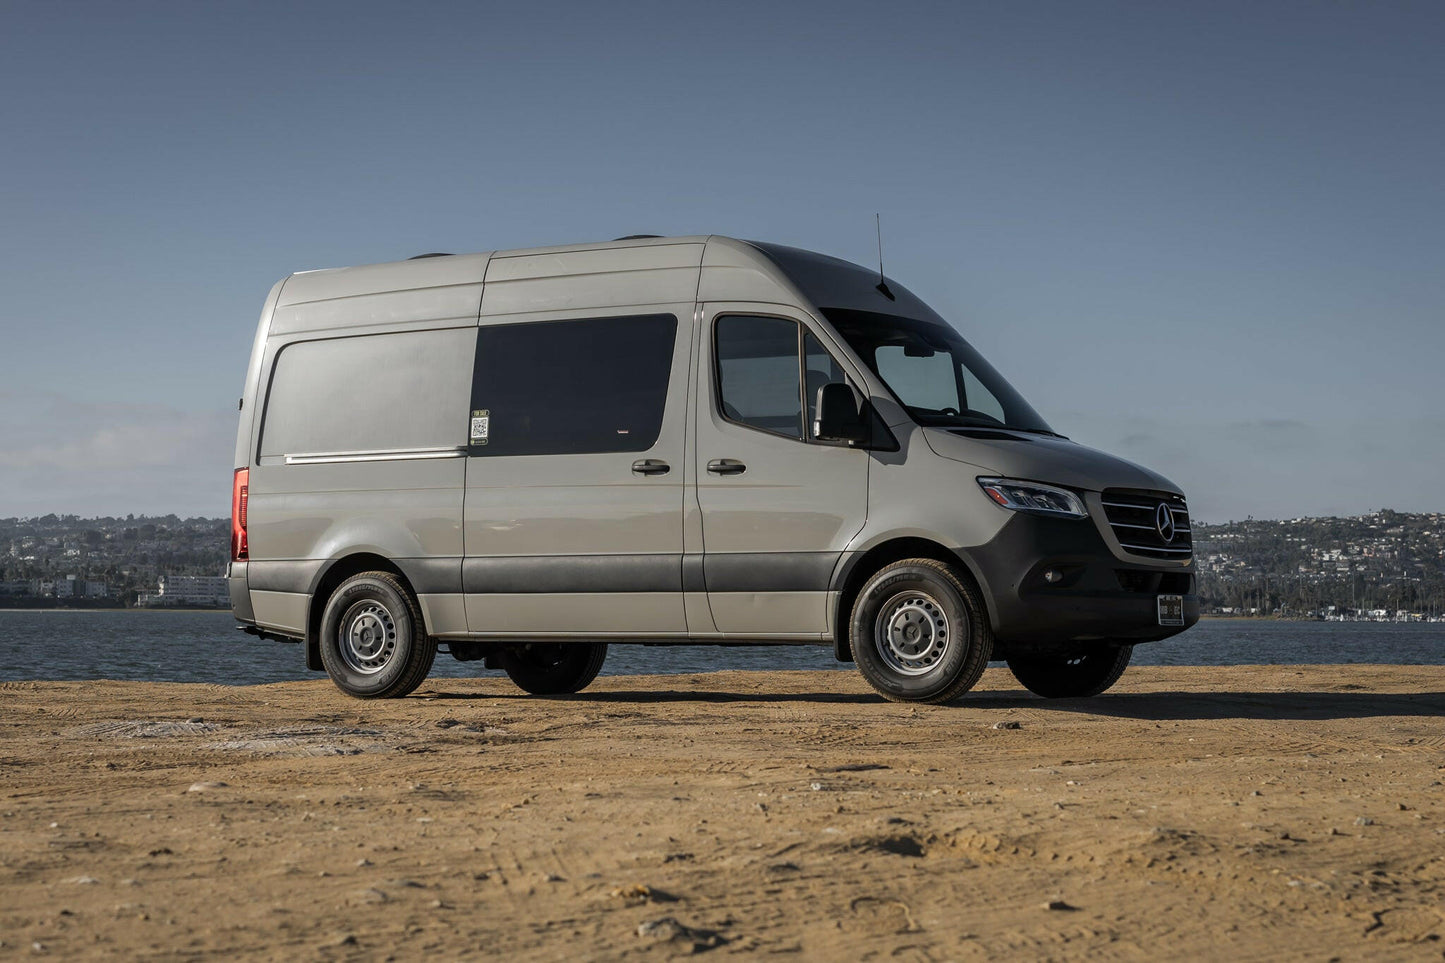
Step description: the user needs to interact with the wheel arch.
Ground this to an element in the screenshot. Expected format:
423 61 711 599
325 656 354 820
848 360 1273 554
830 536 997 662
304 553 414 672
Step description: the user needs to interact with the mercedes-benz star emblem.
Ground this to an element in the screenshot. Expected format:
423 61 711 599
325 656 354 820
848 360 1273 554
1156 503 1176 542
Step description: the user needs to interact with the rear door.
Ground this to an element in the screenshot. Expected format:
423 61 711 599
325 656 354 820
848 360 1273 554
693 305 870 636
462 309 692 636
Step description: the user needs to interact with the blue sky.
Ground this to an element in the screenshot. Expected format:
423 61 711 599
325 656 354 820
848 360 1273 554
1 0 1441 521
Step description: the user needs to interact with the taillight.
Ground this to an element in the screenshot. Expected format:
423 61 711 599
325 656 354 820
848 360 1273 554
231 468 249 561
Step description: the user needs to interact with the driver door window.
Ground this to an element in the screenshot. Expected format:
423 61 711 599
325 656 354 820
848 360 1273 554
716 315 803 440
715 316 856 443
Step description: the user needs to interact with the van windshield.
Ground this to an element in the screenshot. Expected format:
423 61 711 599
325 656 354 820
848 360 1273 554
822 308 1055 434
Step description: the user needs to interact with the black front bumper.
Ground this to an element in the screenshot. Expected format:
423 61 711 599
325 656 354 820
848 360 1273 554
956 511 1199 655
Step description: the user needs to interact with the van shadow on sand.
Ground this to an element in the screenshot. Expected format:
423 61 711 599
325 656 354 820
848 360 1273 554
965 689 1445 721
422 687 1445 720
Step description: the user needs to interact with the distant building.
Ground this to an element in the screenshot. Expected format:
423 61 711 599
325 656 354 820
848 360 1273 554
138 574 229 607
18 575 109 600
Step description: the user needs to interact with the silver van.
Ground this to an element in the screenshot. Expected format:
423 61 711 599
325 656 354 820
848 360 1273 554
230 235 1197 703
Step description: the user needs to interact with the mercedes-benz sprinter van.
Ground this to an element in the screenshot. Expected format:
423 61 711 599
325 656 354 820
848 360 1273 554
229 235 1197 704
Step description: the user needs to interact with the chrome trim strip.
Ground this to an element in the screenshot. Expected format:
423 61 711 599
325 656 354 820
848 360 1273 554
1119 542 1193 555
284 445 466 465
1109 520 1190 535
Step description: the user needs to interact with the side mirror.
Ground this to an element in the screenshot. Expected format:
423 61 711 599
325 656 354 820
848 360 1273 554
813 383 868 445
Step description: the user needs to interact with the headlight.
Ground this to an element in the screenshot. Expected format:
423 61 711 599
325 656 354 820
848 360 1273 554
977 477 1088 519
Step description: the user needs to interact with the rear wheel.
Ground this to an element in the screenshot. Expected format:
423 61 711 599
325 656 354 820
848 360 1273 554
503 642 608 695
318 572 436 699
1007 644 1132 698
850 559 993 704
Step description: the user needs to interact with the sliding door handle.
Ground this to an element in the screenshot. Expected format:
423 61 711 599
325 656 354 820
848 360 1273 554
706 458 747 475
631 459 671 476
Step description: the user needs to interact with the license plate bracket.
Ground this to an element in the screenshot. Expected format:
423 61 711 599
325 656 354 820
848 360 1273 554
1157 594 1184 626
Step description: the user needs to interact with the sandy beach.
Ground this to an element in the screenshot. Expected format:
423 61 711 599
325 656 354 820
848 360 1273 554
2 665 1443 960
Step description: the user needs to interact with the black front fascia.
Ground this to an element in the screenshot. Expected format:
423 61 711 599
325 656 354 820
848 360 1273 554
958 510 1200 652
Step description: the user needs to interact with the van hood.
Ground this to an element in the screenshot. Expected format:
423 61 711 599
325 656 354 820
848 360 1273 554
921 428 1182 495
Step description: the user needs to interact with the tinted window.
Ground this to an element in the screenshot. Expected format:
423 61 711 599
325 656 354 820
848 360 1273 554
469 314 676 456
804 332 852 437
716 316 802 439
259 327 475 457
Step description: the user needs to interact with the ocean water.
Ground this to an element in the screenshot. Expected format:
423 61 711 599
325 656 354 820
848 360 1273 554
0 610 1441 686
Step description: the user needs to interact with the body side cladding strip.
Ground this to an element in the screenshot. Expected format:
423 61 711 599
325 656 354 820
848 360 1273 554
703 552 840 593
246 559 323 594
246 557 462 596
394 557 464 595
825 550 868 595
253 552 849 598
682 554 705 593
463 555 683 594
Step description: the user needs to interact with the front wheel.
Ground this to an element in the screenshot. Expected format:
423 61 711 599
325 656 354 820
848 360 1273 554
850 559 993 704
503 642 608 695
318 572 436 699
1007 644 1133 699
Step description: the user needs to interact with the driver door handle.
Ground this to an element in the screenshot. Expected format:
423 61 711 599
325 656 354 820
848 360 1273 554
706 458 747 475
631 459 670 476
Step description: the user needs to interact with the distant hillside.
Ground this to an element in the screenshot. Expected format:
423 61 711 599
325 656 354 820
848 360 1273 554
3 509 1442 616
1194 510 1445 617
0 514 227 605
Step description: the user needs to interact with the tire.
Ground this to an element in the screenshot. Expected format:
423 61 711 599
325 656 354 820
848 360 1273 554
503 642 608 695
318 572 436 699
850 559 993 704
1007 644 1132 699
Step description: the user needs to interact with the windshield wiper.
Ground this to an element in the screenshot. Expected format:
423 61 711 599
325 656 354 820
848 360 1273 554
906 407 1066 438
996 426 1067 438
913 412 1001 429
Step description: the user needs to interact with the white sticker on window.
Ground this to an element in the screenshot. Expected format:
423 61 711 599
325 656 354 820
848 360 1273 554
470 409 490 444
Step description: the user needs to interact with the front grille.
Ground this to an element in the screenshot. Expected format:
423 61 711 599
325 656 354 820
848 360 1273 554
1101 489 1193 560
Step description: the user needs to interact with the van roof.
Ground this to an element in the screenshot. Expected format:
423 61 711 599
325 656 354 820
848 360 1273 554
273 235 934 333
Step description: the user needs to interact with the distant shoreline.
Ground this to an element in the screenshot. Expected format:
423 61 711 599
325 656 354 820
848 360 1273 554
0 606 230 613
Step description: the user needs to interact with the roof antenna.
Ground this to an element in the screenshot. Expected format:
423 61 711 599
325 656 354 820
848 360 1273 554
874 213 896 301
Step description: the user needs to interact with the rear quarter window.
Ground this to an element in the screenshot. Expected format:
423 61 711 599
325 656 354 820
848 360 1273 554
258 327 475 458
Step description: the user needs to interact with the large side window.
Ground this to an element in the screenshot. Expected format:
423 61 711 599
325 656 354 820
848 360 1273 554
716 315 803 440
469 314 677 456
259 327 475 457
